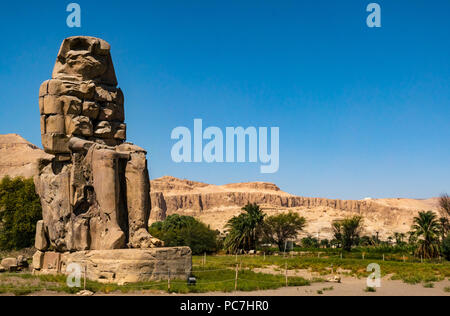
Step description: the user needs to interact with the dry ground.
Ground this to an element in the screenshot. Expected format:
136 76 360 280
13 278 449 296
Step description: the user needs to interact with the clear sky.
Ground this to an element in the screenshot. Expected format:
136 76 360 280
0 0 449 200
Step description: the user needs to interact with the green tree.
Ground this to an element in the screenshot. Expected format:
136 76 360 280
332 216 363 252
149 214 219 255
320 239 330 249
387 236 394 246
393 232 406 246
411 211 441 259
0 177 42 250
262 212 306 251
442 235 450 261
223 203 265 253
359 235 374 247
408 231 418 245
301 236 319 249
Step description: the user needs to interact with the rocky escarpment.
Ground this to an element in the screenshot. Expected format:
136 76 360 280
150 176 392 217
151 176 209 192
150 176 439 240
156 191 369 213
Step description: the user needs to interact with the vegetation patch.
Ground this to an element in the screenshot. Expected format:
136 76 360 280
317 286 334 295
0 177 42 250
0 265 314 296
364 286 376 292
149 214 220 255
192 255 450 285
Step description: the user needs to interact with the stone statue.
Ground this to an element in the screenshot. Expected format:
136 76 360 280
35 36 162 252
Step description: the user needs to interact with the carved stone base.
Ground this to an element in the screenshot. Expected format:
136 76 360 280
33 247 192 285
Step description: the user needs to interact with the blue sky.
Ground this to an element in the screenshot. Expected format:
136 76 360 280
0 0 449 199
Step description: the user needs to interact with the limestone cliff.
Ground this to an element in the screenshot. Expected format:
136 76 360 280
150 176 439 240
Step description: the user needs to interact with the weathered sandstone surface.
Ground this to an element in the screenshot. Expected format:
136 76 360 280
28 36 190 283
34 36 162 252
33 247 192 284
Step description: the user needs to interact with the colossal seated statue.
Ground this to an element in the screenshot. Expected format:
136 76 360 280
35 36 162 252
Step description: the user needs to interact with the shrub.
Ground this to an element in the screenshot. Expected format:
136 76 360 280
301 236 319 249
364 286 376 293
0 177 42 250
149 214 219 255
320 239 330 248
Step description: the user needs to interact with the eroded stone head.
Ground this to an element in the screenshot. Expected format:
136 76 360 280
52 36 117 85
39 36 126 155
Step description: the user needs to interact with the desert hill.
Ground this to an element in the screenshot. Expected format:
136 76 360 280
0 134 439 240
0 134 52 179
150 176 439 240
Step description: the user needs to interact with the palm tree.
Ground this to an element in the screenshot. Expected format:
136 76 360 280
394 232 406 246
408 231 418 245
332 216 363 252
359 236 372 247
224 203 265 253
400 233 406 245
387 236 393 246
411 211 441 259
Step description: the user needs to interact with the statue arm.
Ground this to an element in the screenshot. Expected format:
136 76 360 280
68 137 95 154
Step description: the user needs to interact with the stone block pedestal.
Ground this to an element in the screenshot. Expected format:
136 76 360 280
33 247 192 285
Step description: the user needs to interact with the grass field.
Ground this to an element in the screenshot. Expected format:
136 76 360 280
193 254 450 285
0 253 449 295
0 267 311 296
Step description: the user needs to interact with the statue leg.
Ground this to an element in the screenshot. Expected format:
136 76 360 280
125 150 163 248
91 148 126 249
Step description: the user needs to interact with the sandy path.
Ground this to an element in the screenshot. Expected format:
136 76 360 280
55 278 450 296
4 276 448 296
